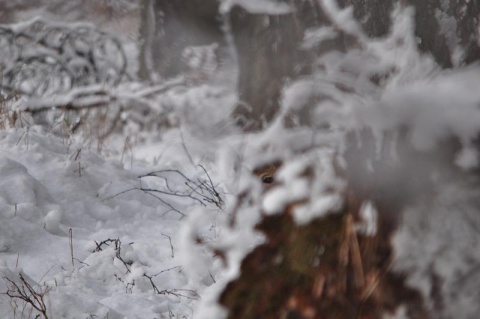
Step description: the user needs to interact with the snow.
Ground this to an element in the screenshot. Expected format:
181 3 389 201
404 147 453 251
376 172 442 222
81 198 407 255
319 0 366 42
355 66 480 155
262 179 309 214
219 0 293 15
455 145 479 169
393 185 480 318
293 193 344 225
301 26 338 50
0 128 217 318
2 2 480 318
357 201 378 236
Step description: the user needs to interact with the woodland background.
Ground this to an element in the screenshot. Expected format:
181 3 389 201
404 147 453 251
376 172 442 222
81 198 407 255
1 1 480 318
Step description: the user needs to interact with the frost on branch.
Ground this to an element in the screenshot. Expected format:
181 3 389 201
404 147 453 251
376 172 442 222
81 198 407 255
0 17 134 140
0 17 127 98
219 0 293 15
188 3 480 319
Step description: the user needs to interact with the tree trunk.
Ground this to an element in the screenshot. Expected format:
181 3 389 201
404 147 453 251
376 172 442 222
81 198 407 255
150 0 223 79
138 0 157 82
229 1 325 131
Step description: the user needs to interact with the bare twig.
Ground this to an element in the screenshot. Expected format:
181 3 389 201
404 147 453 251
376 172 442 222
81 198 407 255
114 274 135 294
152 266 182 277
139 167 224 209
102 187 186 217
179 128 196 167
143 274 199 300
69 228 74 268
161 233 174 258
103 167 223 222
209 271 216 284
93 238 131 273
2 274 50 319
142 191 186 218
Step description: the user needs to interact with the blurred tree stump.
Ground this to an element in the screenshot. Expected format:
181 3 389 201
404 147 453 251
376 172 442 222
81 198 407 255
220 190 428 319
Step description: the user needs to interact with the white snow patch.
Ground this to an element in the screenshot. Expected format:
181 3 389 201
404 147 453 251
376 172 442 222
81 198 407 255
357 201 378 236
293 193 344 225
44 209 64 235
220 0 293 14
355 67 480 153
262 179 309 214
455 145 478 170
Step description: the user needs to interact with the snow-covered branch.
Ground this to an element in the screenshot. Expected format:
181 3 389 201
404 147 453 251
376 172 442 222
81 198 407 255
0 17 127 98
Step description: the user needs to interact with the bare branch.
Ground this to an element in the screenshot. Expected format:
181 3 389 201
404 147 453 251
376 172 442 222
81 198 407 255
2 273 50 319
143 273 199 300
161 233 174 258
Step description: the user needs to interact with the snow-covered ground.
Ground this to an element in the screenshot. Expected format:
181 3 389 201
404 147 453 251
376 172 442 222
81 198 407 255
0 127 226 318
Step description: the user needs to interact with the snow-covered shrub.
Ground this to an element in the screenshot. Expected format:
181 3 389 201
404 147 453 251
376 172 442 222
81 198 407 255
0 17 229 152
183 3 480 319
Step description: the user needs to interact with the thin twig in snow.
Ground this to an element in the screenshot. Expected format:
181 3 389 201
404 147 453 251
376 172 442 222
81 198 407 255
161 233 174 258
